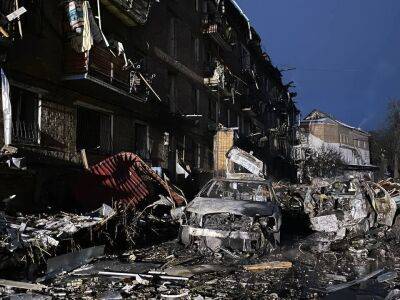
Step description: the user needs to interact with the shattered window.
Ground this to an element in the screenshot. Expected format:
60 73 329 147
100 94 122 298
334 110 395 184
134 123 149 160
201 180 272 202
10 86 39 144
208 97 216 121
76 106 112 154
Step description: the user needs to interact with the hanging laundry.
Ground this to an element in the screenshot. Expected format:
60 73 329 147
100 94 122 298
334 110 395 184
1 69 11 146
70 1 93 53
87 4 103 44
66 0 84 33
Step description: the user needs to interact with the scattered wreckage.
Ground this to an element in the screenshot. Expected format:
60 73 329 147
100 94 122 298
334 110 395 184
3 143 400 298
303 177 399 252
0 151 187 281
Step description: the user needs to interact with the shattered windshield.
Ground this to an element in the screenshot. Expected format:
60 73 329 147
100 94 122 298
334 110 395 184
199 180 272 202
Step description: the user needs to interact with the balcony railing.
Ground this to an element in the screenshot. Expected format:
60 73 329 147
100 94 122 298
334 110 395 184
202 16 232 52
63 45 147 101
204 60 243 97
100 0 152 26
12 121 39 145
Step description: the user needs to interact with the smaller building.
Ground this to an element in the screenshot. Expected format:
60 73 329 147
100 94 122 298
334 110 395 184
293 110 375 180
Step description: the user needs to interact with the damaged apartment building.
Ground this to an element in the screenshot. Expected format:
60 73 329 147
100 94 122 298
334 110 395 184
293 110 377 181
0 0 299 209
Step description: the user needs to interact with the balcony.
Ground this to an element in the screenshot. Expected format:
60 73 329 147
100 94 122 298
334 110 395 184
63 45 147 102
100 0 152 26
204 60 246 98
203 17 232 52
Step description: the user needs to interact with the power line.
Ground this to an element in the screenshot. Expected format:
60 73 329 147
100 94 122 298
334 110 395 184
280 66 400 73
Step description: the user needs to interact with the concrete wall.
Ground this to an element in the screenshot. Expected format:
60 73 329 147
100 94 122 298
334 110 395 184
301 121 371 166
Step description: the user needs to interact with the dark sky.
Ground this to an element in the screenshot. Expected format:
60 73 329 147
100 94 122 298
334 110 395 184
235 0 400 130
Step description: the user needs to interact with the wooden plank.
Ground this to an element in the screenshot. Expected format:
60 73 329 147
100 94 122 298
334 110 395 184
243 261 293 272
0 279 47 291
80 149 89 170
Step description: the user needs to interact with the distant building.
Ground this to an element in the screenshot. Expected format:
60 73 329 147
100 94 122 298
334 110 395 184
293 110 375 180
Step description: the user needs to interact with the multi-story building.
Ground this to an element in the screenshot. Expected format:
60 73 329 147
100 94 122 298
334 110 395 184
294 110 374 179
0 0 299 205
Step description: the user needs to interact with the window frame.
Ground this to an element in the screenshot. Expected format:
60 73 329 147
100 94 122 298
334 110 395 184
74 101 114 154
9 84 42 145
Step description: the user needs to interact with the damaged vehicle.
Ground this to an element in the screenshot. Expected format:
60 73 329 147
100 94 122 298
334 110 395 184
303 177 398 252
179 178 282 253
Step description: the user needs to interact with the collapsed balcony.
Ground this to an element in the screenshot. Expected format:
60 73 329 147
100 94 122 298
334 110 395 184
204 60 246 99
63 45 148 102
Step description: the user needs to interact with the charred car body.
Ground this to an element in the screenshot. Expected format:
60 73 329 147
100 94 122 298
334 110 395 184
180 178 281 253
180 148 282 253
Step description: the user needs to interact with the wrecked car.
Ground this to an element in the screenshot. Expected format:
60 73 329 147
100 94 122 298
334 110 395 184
303 177 398 253
179 178 282 253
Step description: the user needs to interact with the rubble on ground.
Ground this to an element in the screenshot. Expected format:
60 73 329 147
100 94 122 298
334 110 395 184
2 169 400 298
0 204 115 276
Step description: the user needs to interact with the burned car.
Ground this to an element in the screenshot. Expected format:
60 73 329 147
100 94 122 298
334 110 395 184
179 178 282 253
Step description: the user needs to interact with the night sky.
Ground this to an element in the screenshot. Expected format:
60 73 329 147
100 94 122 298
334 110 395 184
235 0 400 130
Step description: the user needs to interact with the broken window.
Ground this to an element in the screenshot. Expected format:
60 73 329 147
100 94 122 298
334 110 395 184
76 106 112 154
196 143 202 169
176 135 185 162
169 74 177 112
340 134 349 144
208 97 216 121
240 44 251 72
10 86 39 144
169 18 178 59
194 37 200 63
244 118 251 135
229 111 238 128
185 137 195 166
218 103 229 127
134 123 149 160
208 146 213 169
192 88 200 114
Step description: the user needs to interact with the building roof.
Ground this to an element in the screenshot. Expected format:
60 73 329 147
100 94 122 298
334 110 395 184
302 109 370 136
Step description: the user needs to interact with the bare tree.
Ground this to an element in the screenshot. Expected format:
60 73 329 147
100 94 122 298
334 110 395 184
370 100 400 179
388 100 400 178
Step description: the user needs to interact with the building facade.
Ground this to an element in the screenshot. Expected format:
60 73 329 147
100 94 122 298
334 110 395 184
293 110 373 180
0 0 299 205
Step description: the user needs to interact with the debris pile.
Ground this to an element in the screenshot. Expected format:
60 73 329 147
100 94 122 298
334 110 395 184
378 178 400 205
74 151 185 210
0 204 115 274
2 147 400 299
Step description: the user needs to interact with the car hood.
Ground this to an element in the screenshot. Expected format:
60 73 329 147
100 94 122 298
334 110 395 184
186 197 279 217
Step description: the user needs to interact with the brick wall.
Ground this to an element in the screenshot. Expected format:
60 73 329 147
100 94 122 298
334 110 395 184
309 123 339 143
213 129 234 176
